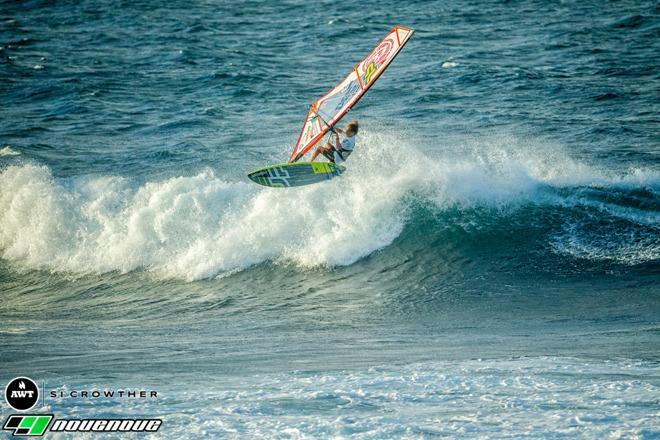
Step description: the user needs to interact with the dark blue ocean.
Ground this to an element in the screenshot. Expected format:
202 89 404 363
1 0 659 438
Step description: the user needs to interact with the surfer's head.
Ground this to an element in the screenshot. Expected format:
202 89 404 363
345 120 358 137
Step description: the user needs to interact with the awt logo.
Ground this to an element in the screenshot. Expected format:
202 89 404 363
4 377 40 411
11 382 34 399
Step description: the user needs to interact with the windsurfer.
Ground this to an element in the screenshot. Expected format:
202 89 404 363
310 120 359 164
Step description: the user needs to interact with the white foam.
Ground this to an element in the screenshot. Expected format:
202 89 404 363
47 357 658 439
0 131 657 279
551 219 660 265
0 146 20 156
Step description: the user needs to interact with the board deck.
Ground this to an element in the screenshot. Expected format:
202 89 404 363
247 162 345 188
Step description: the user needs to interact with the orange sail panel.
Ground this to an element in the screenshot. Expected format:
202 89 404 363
288 25 414 163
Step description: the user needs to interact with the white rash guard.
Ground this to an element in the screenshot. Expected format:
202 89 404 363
334 135 356 163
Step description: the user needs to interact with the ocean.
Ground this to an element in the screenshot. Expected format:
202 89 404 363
1 0 658 438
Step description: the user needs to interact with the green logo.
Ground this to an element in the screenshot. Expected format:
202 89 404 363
3 415 53 436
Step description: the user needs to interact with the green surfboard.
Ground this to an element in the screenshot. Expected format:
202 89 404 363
247 162 345 188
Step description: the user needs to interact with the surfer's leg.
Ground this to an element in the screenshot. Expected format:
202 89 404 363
311 143 332 161
310 146 323 161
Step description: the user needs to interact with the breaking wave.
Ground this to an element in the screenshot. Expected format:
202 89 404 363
0 131 658 280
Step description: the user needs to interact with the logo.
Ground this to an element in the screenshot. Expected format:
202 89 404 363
364 62 377 83
2 416 161 435
5 377 39 411
361 38 394 70
265 166 291 187
49 418 162 433
3 415 53 436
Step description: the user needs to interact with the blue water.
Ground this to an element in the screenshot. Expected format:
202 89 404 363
1 0 659 438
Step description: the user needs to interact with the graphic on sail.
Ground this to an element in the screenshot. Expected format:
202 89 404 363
288 25 414 163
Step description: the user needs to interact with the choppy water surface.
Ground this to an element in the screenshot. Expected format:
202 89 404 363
1 0 659 438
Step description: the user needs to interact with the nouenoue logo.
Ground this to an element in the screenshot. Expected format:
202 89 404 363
3 415 53 436
5 377 39 411
3 416 161 435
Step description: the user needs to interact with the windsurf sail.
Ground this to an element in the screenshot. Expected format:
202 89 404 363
288 25 414 163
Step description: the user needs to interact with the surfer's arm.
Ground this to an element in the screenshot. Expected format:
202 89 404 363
334 132 341 150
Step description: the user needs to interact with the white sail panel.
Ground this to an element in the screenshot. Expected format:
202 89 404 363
289 107 324 161
316 70 360 124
